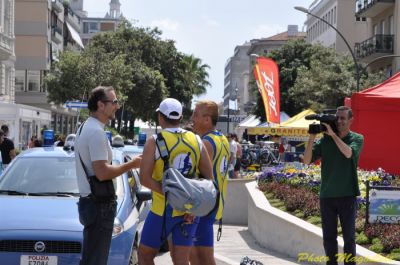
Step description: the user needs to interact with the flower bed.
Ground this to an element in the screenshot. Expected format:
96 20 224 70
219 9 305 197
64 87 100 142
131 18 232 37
255 163 400 260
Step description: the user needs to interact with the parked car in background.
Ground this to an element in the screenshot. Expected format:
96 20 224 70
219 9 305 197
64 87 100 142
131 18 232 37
122 145 144 158
0 146 151 265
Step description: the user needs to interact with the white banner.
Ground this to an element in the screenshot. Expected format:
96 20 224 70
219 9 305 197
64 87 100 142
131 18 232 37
369 189 400 224
229 99 238 110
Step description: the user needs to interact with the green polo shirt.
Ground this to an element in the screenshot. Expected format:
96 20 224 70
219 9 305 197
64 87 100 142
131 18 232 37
312 131 364 198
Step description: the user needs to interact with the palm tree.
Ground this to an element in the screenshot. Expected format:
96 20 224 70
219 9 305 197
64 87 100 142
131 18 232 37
180 54 210 97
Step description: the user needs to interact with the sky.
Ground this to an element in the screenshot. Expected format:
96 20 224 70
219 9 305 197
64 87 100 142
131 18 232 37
84 0 312 104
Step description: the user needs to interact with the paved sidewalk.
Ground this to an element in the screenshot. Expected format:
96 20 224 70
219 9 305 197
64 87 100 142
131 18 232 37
154 224 300 265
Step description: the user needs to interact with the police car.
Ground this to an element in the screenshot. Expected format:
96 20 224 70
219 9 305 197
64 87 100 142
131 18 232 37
0 145 151 265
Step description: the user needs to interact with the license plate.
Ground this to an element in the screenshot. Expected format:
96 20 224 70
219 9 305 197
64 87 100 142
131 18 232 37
20 255 58 265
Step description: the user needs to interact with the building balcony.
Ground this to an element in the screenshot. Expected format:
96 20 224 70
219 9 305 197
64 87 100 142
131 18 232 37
51 0 63 13
356 0 395 17
64 7 81 32
51 26 63 44
354 34 394 59
15 91 48 106
0 33 14 59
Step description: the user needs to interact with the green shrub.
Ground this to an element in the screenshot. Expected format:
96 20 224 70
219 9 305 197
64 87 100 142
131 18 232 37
372 238 382 245
356 232 370 245
387 252 400 261
369 238 384 253
307 216 321 225
369 244 384 253
294 212 304 218
391 248 400 254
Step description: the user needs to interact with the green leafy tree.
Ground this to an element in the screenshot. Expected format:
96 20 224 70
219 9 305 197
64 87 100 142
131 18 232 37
45 19 210 126
176 54 210 116
252 40 386 119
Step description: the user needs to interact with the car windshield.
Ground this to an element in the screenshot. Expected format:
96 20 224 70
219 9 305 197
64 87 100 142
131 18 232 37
123 146 143 157
0 157 123 196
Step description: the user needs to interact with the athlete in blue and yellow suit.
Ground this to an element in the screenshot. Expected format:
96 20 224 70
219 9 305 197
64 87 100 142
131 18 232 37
190 100 230 265
138 98 213 265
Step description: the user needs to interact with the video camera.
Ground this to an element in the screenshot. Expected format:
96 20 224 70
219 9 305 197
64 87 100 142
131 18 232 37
305 112 338 134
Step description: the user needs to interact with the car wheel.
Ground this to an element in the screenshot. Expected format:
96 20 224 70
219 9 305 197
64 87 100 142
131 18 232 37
129 241 138 265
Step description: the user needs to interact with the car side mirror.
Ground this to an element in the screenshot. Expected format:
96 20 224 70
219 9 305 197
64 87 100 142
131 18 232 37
136 188 152 202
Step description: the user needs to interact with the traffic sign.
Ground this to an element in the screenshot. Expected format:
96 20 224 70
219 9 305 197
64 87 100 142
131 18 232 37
65 101 88 108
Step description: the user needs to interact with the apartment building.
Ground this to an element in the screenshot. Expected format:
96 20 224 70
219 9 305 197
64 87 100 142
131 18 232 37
305 0 368 55
0 0 52 149
355 0 400 75
223 26 305 116
73 0 122 46
14 0 80 147
0 0 15 104
223 42 250 115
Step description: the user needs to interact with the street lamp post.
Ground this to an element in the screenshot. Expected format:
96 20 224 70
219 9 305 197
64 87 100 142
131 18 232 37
227 84 238 134
294 6 361 92
227 99 230 134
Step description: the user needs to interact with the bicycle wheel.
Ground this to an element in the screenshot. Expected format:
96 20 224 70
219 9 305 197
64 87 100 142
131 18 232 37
259 152 273 167
241 152 252 168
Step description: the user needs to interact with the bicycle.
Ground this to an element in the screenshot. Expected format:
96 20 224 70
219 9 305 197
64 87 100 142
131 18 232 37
258 146 280 168
241 144 280 171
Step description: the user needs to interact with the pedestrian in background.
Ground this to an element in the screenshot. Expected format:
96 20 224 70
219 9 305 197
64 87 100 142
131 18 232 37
190 100 230 265
33 139 43 147
232 133 242 178
138 98 213 265
74 86 141 265
303 106 364 265
28 135 38 149
0 125 16 168
227 133 237 179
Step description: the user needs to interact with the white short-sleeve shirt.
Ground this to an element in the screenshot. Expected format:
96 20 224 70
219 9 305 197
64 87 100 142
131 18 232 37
75 116 112 196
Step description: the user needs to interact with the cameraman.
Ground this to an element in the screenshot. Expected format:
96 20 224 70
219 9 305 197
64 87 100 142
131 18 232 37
303 106 364 265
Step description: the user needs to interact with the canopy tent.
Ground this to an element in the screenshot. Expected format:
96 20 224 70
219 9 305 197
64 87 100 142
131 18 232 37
237 112 290 140
237 115 261 128
248 109 316 137
347 71 400 174
237 112 290 129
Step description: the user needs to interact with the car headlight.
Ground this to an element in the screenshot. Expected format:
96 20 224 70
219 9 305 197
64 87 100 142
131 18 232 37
112 217 124 237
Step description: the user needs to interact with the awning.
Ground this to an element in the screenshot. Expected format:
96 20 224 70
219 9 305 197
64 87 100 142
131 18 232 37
248 109 316 136
238 115 261 128
66 22 84 49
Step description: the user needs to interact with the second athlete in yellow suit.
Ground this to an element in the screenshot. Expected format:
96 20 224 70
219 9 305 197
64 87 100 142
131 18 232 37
190 100 230 265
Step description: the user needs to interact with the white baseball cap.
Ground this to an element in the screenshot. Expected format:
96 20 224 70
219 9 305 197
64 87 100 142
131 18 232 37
156 98 183 120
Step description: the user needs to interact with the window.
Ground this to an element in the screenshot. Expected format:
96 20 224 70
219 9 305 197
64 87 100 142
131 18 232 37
388 15 394 34
334 7 336 24
380 20 385 34
0 0 4 33
83 22 89 33
4 0 10 36
89 22 99 33
4 67 10 95
15 70 25 91
27 70 40 92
